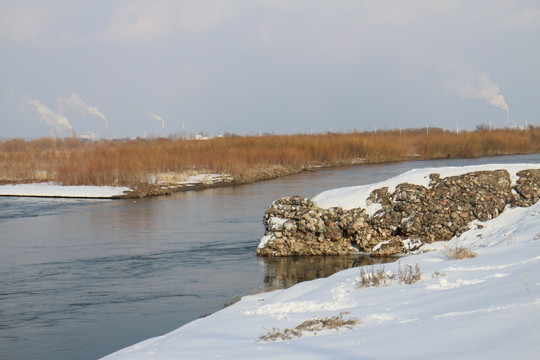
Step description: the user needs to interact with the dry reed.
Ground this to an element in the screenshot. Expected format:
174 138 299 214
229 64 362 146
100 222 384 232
356 263 422 288
442 244 477 259
1 127 538 188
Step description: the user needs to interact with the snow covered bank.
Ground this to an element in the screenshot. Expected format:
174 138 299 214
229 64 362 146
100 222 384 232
103 165 540 360
0 183 131 198
0 173 233 198
312 163 540 211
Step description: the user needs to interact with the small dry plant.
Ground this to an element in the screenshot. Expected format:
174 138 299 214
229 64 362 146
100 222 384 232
443 244 477 259
259 312 359 342
432 271 447 278
356 263 422 288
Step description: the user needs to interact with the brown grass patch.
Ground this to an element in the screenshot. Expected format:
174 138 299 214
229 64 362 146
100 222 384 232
357 263 422 288
259 312 359 342
443 244 477 259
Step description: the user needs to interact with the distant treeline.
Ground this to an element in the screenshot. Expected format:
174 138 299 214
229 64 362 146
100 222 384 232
1 127 539 187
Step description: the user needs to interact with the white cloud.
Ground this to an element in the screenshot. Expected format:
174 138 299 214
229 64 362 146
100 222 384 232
501 8 540 29
99 0 240 44
177 0 239 33
253 0 462 65
0 3 53 41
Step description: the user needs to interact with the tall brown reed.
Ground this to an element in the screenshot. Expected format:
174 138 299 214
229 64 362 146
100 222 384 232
1 127 538 187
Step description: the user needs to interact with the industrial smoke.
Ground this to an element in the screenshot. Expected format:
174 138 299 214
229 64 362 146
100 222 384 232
441 59 509 124
58 93 108 135
25 93 109 137
150 113 165 130
26 99 73 133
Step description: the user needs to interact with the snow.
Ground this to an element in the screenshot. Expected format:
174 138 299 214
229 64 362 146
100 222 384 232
0 183 131 198
173 173 234 186
102 163 540 359
312 163 540 210
0 173 235 198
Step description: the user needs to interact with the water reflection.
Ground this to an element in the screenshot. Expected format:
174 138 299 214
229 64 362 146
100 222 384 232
259 255 397 290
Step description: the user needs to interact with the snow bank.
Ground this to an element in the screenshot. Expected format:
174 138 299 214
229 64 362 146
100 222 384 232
312 163 540 211
172 174 234 186
0 173 234 198
0 183 131 198
103 164 540 360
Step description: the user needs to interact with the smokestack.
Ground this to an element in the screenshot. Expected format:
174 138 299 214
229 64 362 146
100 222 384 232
149 113 164 137
506 109 510 126
182 120 185 140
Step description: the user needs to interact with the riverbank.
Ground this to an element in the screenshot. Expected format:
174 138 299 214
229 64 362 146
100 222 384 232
2 154 539 199
0 173 235 198
102 164 540 359
1 128 538 198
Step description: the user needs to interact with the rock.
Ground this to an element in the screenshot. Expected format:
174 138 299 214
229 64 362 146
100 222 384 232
257 169 539 257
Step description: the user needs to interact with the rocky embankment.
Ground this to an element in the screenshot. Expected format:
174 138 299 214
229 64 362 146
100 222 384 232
257 168 540 257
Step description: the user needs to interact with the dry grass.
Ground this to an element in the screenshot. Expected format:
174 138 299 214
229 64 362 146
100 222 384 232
1 127 538 188
432 271 447 278
443 244 477 259
357 263 422 288
259 312 359 342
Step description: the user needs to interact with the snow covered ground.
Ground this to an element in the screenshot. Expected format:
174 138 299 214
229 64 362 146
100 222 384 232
103 163 540 360
0 173 233 198
0 183 131 198
313 163 540 215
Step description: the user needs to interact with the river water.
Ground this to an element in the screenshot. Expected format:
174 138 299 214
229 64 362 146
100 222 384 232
0 154 538 360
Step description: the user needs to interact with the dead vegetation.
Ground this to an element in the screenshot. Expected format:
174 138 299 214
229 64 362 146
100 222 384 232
432 271 447 278
442 244 477 259
0 127 538 188
259 312 359 342
356 263 422 288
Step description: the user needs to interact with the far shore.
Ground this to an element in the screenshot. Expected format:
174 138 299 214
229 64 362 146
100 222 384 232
1 128 538 198
1 151 538 199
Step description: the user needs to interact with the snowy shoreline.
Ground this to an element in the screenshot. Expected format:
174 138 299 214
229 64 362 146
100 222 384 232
312 163 540 211
0 174 234 199
0 183 132 199
102 164 540 360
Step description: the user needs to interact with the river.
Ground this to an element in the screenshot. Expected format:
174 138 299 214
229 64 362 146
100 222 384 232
0 154 538 360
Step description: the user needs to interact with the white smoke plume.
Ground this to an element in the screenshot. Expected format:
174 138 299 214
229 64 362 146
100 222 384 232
441 59 509 113
57 93 107 121
150 113 164 130
149 113 163 122
26 99 73 131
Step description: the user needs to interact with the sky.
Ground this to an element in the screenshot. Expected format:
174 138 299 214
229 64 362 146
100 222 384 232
1 0 539 139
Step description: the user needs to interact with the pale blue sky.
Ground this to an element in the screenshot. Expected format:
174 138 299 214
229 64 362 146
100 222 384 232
1 0 539 139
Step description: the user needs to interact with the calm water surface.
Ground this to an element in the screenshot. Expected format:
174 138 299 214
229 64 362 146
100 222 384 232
0 154 538 359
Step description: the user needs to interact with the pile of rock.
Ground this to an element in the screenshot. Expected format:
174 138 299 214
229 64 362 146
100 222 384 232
257 168 540 257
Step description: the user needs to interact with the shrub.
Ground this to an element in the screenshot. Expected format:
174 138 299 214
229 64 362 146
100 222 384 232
442 244 477 259
356 263 422 288
259 312 359 342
